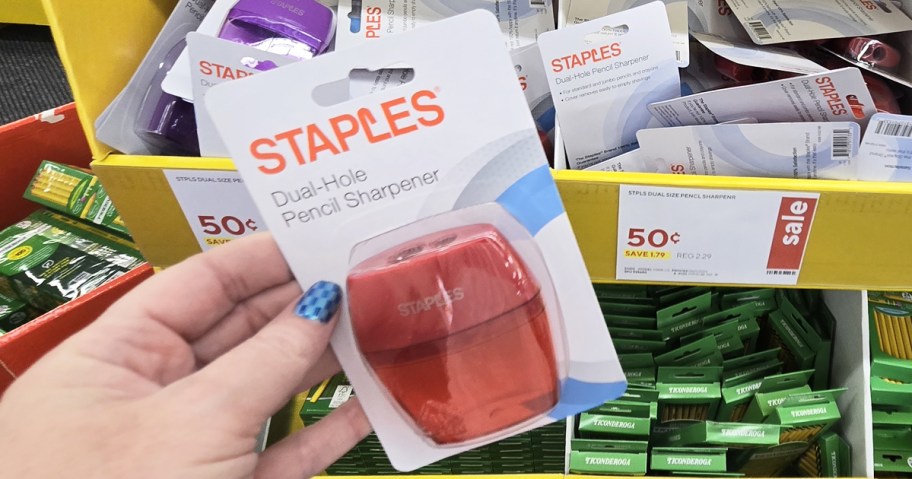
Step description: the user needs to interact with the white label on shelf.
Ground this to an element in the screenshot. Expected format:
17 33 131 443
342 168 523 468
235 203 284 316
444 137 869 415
163 170 266 251
616 185 819 285
329 385 354 409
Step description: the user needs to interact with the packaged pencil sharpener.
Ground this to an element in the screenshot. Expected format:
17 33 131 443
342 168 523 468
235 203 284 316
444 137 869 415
218 0 335 60
204 12 626 470
347 217 561 445
135 40 200 156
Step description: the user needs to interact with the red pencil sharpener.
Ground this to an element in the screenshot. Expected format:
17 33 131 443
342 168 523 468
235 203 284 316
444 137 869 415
347 223 560 445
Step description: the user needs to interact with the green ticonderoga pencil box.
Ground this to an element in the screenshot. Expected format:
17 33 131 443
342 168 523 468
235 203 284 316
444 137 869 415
764 389 845 444
731 442 811 477
569 439 648 475
0 291 38 332
593 284 650 301
681 320 745 359
657 367 722 423
874 450 912 473
657 292 713 341
701 303 764 354
600 301 656 318
722 348 783 386
650 447 728 473
873 406 912 427
24 160 130 236
621 386 659 404
734 370 814 423
773 292 831 390
870 305 912 383
619 353 656 386
767 305 815 372
656 336 723 368
720 288 778 312
796 431 851 477
871 376 912 407
605 314 658 331
669 421 781 448
578 403 652 440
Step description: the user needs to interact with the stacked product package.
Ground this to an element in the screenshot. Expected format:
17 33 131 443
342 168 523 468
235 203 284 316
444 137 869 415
570 285 852 477
0 162 141 334
300 375 566 475
867 291 912 476
98 0 912 183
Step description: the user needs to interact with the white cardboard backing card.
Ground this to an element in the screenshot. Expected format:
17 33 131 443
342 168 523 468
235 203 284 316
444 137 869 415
335 0 554 51
567 0 690 67
636 122 860 179
538 1 680 170
856 113 912 181
511 43 556 142
725 0 912 45
649 67 877 127
204 11 625 471
687 0 751 41
691 32 826 76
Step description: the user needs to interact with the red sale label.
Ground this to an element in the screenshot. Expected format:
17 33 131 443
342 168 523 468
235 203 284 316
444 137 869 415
766 197 818 272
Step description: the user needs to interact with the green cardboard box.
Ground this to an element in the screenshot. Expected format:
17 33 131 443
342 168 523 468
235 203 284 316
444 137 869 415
796 432 851 477
731 442 811 477
871 376 912 407
657 292 713 340
656 336 723 368
764 389 845 444
569 439 648 475
657 367 722 423
729 370 814 423
682 320 745 358
670 421 781 448
870 306 912 383
722 348 782 385
650 447 728 473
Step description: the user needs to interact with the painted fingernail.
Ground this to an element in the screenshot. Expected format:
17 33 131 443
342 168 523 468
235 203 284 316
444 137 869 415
295 281 342 323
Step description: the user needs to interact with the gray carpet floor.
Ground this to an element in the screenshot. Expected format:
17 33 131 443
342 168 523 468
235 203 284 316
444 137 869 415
0 25 73 124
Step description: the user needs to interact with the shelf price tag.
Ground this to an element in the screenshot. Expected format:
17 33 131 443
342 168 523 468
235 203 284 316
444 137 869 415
164 170 266 251
616 185 819 285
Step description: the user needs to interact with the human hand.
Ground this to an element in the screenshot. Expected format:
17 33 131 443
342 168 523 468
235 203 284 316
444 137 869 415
0 234 370 479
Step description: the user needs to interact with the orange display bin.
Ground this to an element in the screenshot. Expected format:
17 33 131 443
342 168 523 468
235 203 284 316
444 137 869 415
0 104 154 394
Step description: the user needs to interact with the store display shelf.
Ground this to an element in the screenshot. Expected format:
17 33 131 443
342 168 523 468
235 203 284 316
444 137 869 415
91 153 912 291
1 0 48 25
44 0 912 289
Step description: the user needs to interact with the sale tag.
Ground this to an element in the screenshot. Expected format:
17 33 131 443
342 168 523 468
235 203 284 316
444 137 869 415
616 186 819 285
164 170 265 251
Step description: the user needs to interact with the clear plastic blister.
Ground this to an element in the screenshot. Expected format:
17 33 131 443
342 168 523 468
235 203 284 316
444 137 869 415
346 203 568 447
134 39 200 156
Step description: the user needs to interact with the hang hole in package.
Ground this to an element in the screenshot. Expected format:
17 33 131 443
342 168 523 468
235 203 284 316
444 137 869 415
204 11 627 471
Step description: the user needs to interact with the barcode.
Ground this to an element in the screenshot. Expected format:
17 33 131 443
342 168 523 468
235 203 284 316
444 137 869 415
530 0 546 5
766 270 797 276
874 120 912 137
675 50 681 62
831 128 851 161
747 20 772 40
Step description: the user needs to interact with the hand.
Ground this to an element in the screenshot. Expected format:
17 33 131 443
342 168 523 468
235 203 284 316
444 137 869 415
0 233 370 479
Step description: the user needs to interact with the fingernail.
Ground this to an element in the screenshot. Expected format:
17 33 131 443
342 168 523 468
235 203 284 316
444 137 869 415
295 281 342 324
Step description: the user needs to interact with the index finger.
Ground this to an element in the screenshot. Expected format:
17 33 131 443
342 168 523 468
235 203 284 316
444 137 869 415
99 233 294 342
